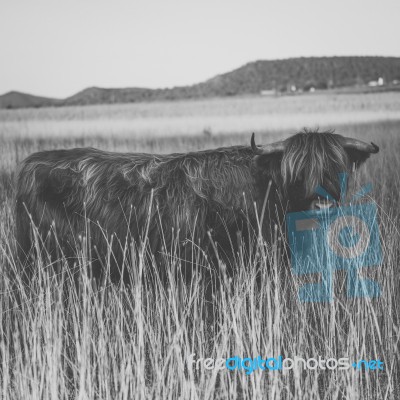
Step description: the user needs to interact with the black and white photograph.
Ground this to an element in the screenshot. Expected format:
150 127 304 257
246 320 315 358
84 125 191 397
1 0 399 398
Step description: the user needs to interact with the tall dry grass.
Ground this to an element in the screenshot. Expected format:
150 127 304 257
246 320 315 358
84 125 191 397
0 99 399 399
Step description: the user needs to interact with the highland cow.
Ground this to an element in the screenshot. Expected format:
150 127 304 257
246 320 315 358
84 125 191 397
15 130 379 282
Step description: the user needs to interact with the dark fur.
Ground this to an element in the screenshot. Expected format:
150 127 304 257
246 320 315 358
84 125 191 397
15 130 376 281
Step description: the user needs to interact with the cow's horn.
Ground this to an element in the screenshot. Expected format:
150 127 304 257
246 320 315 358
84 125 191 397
251 133 286 155
341 137 379 153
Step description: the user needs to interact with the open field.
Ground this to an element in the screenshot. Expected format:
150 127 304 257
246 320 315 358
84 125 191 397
0 93 399 399
0 91 399 139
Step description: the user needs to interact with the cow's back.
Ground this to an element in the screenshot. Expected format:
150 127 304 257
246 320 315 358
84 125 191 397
15 145 258 281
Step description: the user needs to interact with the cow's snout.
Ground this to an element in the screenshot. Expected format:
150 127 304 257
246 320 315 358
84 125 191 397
310 199 336 210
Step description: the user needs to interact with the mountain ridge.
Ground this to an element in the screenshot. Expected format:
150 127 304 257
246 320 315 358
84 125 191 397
1 56 400 109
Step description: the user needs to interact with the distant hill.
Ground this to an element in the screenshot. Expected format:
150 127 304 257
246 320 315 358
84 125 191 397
1 56 400 109
64 87 160 106
0 91 62 109
194 56 400 95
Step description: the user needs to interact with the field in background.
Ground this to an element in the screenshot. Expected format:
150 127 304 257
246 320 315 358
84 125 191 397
0 91 399 139
0 93 399 399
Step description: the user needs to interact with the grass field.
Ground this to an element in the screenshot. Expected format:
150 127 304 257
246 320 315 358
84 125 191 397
1 91 399 139
0 93 399 399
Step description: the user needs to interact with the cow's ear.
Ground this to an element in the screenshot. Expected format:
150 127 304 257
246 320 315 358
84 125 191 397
345 147 377 169
341 139 379 169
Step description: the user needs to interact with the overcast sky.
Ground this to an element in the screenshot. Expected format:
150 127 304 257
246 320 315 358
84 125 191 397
1 0 399 98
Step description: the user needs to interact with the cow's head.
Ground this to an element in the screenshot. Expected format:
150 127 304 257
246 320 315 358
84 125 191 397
252 130 379 212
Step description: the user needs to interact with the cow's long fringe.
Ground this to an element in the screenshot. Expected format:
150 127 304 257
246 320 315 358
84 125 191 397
281 129 349 200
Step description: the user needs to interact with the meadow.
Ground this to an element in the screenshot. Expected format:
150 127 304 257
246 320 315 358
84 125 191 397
1 91 399 140
0 92 399 399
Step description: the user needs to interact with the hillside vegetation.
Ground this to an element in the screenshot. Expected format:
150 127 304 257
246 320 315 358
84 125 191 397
1 56 400 109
